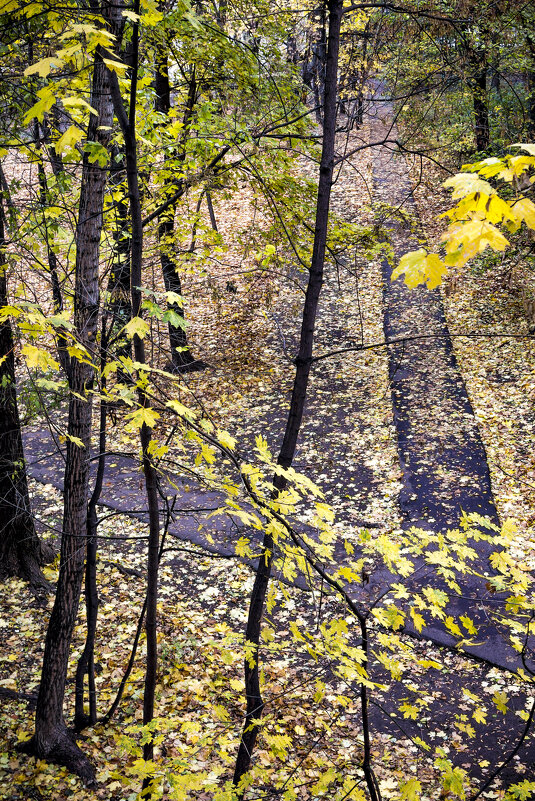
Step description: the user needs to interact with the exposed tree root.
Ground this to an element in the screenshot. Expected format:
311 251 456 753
20 729 96 787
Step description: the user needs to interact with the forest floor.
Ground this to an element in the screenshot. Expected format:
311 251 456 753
1 96 535 800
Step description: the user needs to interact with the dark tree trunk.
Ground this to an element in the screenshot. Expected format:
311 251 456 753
523 26 535 141
74 333 109 731
354 23 370 127
107 145 133 378
108 12 162 789
24 42 115 784
0 206 48 587
232 0 343 793
155 58 203 373
528 71 535 141
34 123 70 376
470 50 490 151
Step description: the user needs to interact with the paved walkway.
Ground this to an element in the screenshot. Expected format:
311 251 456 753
359 93 534 673
370 96 498 531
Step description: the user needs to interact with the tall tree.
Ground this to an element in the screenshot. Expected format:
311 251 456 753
233 0 345 792
0 192 50 587
25 8 118 779
154 48 201 373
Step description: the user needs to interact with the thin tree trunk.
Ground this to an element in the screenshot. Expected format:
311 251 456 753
107 11 162 790
232 0 343 793
155 57 203 373
528 70 535 140
107 144 133 378
0 199 48 587
74 322 111 730
24 42 115 783
34 123 70 376
470 49 490 151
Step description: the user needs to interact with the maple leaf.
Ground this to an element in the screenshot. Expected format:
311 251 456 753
125 407 160 431
511 197 535 230
62 96 99 115
401 778 422 800
21 344 59 371
444 173 495 199
24 56 63 77
492 690 508 714
392 249 447 289
56 124 84 155
217 429 237 450
124 316 150 339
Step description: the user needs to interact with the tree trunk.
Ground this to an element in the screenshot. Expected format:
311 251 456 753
107 144 133 379
232 0 343 793
34 123 70 376
155 57 203 373
528 70 535 141
470 49 490 151
108 13 162 789
0 204 49 588
24 44 115 784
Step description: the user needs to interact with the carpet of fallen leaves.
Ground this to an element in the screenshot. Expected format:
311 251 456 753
408 153 535 565
1 114 535 800
1 480 533 801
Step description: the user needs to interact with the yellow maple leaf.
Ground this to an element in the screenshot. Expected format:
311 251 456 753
444 219 509 266
444 173 495 199
392 249 448 289
125 406 160 431
56 125 84 155
124 316 150 339
24 56 63 78
512 197 535 230
22 344 59 371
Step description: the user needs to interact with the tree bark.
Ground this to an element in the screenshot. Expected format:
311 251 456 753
24 41 115 783
0 202 49 587
108 13 162 788
155 57 203 373
470 49 490 151
107 144 133 376
232 0 343 793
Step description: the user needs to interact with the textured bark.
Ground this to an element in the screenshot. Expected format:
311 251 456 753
74 344 109 731
108 19 162 786
232 0 343 793
527 68 535 141
0 208 48 587
155 57 203 373
34 125 70 377
470 49 490 151
107 144 132 374
25 43 115 783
